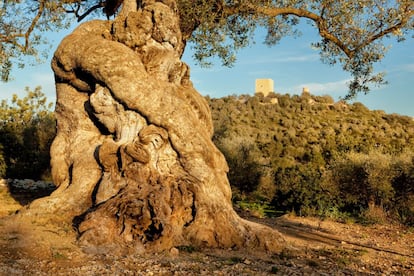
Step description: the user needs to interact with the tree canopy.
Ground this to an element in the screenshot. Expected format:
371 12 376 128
0 0 413 97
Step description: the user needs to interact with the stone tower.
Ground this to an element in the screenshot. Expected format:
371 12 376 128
255 79 274 97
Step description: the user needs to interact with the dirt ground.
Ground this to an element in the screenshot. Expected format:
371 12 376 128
0 181 413 275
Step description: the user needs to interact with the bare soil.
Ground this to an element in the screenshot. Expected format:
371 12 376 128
0 182 413 275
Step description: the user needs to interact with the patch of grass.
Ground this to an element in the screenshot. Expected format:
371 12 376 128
358 205 389 225
307 259 320 267
226 256 243 264
315 248 333 257
336 256 351 267
176 245 198 253
51 246 71 260
270 266 279 274
235 200 280 218
322 207 355 224
314 247 367 269
397 256 407 264
236 201 266 218
356 249 369 256
332 248 363 268
52 251 67 260
278 248 296 260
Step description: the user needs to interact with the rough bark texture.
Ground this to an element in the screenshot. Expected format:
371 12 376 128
19 0 284 253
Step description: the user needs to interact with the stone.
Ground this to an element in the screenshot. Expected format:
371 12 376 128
169 247 179 257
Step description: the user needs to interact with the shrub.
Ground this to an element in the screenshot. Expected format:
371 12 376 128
390 153 414 226
215 137 262 194
327 151 395 215
271 164 336 216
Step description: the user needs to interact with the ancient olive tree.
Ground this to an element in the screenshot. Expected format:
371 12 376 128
1 0 413 253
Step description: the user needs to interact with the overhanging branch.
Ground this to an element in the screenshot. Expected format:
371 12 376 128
240 4 355 58
24 0 45 51
355 7 414 53
66 3 104 22
228 2 413 60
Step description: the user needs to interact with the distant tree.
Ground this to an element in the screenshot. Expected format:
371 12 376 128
0 0 412 96
327 152 394 213
217 138 262 194
272 163 332 216
0 86 54 179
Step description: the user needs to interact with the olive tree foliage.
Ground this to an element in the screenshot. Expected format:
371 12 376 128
0 0 413 97
0 1 69 81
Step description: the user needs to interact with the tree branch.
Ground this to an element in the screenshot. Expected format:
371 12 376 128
80 4 104 22
66 2 105 22
234 4 355 58
1 0 48 53
355 7 414 53
231 3 413 59
24 0 45 51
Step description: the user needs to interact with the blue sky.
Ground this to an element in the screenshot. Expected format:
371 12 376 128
1 21 413 117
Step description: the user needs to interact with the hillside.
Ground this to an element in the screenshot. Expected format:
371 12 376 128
209 92 414 165
208 92 414 225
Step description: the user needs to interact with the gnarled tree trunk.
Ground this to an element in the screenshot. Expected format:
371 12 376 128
20 0 284 253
